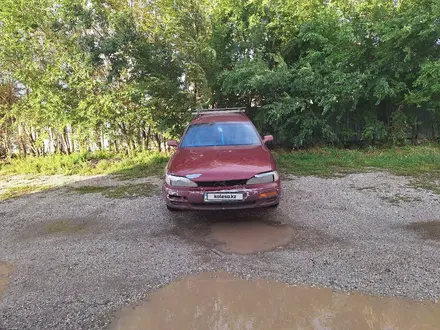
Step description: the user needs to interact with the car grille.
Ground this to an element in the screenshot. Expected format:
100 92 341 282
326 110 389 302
196 179 248 187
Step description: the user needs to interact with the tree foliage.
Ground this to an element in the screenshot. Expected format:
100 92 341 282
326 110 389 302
0 0 439 157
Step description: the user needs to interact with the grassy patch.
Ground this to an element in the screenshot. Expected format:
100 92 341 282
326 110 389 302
45 220 88 234
0 151 169 179
0 185 53 201
381 194 423 205
110 156 169 180
277 145 440 195
276 145 440 178
1 146 439 194
411 175 440 195
71 183 159 198
71 186 108 195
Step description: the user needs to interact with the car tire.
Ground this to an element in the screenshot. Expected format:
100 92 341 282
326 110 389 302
167 205 179 212
269 203 279 208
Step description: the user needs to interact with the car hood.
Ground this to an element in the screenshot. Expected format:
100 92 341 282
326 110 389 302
168 146 276 181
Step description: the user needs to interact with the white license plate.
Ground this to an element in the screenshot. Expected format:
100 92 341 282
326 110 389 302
204 192 244 202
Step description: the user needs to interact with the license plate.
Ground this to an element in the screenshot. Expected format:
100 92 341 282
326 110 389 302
204 192 244 202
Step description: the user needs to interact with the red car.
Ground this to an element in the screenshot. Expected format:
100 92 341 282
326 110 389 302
163 109 281 211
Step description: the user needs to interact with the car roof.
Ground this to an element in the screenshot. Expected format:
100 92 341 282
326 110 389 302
190 113 250 124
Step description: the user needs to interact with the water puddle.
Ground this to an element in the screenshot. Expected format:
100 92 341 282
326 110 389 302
45 219 90 234
404 220 440 241
0 261 13 297
207 221 294 254
109 272 440 330
169 211 339 254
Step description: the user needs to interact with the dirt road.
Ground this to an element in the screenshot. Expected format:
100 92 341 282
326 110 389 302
0 172 439 329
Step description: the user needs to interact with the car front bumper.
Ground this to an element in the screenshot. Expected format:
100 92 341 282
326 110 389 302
163 181 281 210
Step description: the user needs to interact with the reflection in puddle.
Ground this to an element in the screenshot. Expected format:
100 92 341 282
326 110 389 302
208 221 294 254
0 261 13 297
109 273 440 330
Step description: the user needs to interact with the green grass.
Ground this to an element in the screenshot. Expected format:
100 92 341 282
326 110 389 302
411 175 440 195
276 145 440 178
0 151 169 179
276 145 440 194
0 185 54 201
1 146 439 195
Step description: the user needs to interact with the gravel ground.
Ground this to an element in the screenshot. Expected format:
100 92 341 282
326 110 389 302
0 172 439 329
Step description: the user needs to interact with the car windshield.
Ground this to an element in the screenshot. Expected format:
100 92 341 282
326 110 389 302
180 122 262 148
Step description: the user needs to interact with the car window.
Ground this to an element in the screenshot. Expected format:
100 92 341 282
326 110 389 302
180 122 262 148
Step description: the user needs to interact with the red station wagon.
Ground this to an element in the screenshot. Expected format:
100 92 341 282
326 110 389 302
163 109 281 210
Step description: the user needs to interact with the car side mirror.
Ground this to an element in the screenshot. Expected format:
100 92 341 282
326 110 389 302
263 135 273 144
167 140 178 147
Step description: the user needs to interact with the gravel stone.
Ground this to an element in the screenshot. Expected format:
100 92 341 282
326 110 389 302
0 172 439 329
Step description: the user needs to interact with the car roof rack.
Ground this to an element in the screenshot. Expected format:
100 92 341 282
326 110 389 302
191 107 246 115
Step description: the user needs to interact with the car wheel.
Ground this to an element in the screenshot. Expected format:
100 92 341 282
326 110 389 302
268 203 279 208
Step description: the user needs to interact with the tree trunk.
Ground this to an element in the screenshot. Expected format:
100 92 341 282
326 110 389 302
31 127 40 156
155 133 162 152
17 125 27 157
146 127 151 151
3 130 12 158
127 139 133 157
48 127 54 154
20 136 27 157
65 125 73 154
141 127 147 151
59 131 69 154
54 132 60 154
100 126 105 151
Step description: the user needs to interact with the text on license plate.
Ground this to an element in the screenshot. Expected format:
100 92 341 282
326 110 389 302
204 193 244 202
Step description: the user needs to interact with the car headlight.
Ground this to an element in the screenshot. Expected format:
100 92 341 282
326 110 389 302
165 174 198 187
246 171 279 185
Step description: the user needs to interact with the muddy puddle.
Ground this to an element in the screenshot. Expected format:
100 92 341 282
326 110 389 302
0 261 13 297
170 211 339 254
405 220 440 241
20 218 100 239
109 272 440 330
208 220 294 254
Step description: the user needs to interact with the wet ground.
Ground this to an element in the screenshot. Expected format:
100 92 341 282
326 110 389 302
207 220 294 254
404 221 440 241
167 210 341 255
0 262 13 298
109 272 440 330
0 172 439 329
